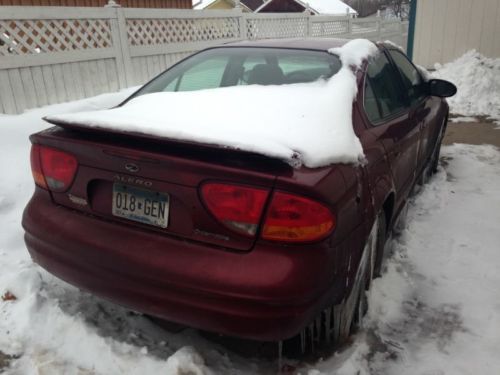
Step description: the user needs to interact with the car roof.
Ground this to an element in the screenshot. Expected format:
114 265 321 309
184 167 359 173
221 38 353 52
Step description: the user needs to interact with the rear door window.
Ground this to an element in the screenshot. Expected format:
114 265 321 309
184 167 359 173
364 52 407 123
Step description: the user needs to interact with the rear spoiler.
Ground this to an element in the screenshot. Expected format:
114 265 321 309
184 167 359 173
43 117 295 170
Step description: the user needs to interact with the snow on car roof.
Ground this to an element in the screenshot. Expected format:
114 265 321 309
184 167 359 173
46 39 379 168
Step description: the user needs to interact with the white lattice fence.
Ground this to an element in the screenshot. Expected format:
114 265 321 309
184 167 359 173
0 6 408 114
245 14 308 39
351 19 379 35
122 9 244 86
310 16 350 37
0 7 126 114
0 19 113 55
126 17 241 45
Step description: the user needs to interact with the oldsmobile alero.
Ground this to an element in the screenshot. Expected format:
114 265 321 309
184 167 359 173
22 38 456 353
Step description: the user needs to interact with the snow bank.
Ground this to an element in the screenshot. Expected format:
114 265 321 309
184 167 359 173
46 39 379 168
433 50 500 123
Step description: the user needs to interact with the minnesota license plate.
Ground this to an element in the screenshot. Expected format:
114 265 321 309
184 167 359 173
112 184 169 228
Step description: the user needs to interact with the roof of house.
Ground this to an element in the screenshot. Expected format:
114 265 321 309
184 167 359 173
304 0 357 14
255 0 357 14
193 0 356 14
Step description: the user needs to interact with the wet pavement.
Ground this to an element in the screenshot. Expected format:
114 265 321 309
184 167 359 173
444 117 500 147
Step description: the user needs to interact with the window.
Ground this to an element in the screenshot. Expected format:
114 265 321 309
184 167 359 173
129 48 342 99
176 57 227 91
388 49 426 105
364 52 407 123
364 77 382 123
277 53 341 84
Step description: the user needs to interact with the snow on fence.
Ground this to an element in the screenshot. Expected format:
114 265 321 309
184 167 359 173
0 6 408 114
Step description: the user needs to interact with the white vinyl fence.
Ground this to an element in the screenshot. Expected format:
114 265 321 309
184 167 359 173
0 6 408 114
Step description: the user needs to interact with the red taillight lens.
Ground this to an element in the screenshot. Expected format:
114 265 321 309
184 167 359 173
262 192 335 243
201 183 269 237
30 144 47 189
30 144 78 192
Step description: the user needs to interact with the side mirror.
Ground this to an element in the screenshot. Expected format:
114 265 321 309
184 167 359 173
427 79 457 98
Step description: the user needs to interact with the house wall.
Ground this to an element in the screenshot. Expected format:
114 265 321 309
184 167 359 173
413 0 500 68
0 7 408 114
205 0 232 9
0 0 191 8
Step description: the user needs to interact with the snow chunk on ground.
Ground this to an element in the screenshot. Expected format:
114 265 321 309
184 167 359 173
46 39 378 168
449 116 478 123
433 50 500 123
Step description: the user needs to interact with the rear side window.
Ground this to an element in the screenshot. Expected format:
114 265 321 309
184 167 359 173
364 52 407 123
388 49 426 105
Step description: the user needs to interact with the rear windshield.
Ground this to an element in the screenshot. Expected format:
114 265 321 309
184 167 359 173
130 47 342 98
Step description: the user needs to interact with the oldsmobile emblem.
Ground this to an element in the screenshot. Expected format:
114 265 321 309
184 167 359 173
125 163 140 173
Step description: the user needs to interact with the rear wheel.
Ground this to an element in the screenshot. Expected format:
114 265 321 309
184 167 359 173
373 211 388 278
430 118 448 174
284 215 383 356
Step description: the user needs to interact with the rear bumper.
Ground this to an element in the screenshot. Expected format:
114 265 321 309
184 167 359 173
23 188 342 341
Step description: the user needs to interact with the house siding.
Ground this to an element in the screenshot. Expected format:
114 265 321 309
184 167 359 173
0 0 191 8
413 0 500 67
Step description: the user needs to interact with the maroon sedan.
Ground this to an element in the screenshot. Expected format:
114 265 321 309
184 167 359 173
22 39 455 353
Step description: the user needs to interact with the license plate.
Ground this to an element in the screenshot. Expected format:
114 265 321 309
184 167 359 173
112 184 169 228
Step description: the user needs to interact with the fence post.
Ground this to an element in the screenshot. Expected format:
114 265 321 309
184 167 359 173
307 12 313 37
377 19 382 41
347 17 352 34
237 8 247 40
113 7 135 87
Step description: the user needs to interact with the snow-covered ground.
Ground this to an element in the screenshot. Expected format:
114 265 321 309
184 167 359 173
1 50 500 374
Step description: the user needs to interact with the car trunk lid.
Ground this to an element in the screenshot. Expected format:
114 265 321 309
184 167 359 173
32 125 293 251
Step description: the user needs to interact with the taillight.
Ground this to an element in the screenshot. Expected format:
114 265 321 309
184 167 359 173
30 144 78 192
30 144 47 189
262 192 335 243
201 183 269 237
201 182 335 243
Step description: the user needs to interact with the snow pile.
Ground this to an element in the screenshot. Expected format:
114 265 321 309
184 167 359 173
46 39 379 169
433 50 500 123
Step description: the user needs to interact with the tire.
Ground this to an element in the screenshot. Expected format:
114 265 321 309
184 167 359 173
373 211 388 278
430 118 447 174
351 213 384 332
284 214 385 356
430 139 442 174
